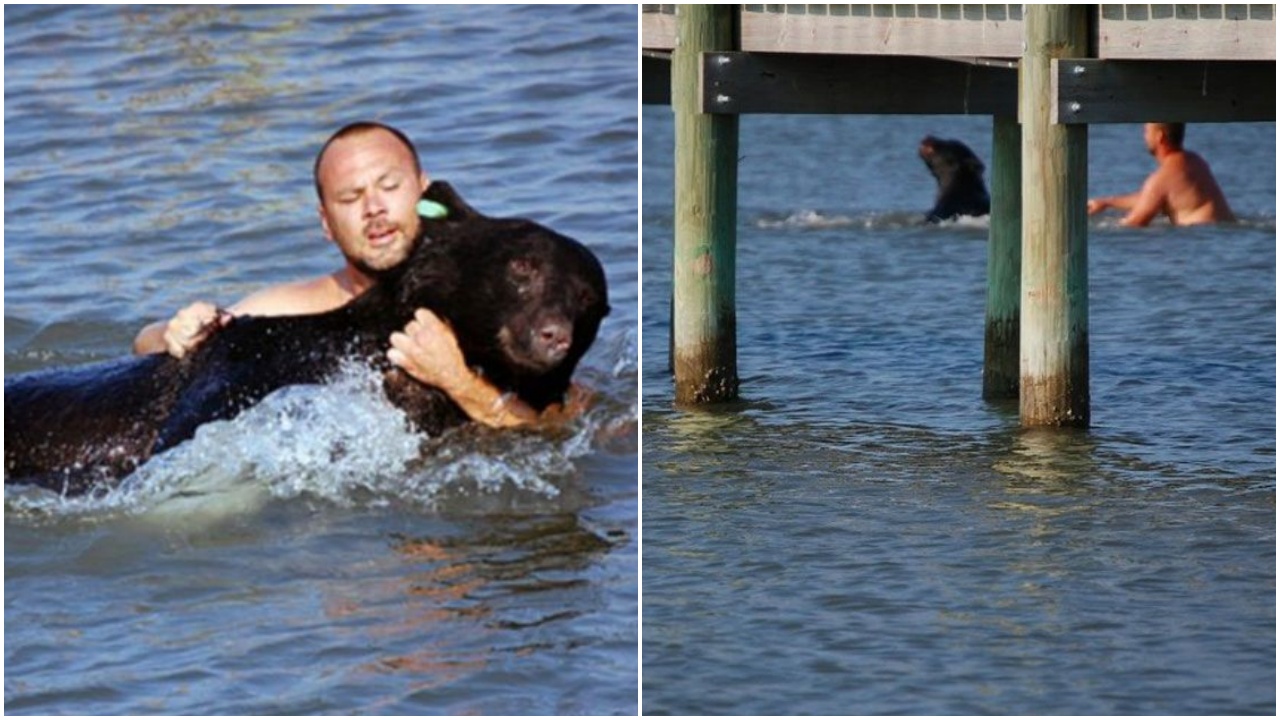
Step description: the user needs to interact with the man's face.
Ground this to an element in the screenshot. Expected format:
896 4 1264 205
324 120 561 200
316 129 429 274
1143 123 1160 156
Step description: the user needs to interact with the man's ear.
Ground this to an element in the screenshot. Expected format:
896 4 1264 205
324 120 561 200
419 172 431 194
318 204 335 243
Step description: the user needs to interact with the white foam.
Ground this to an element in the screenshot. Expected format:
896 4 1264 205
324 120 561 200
6 333 636 523
107 360 423 522
755 209 857 230
753 209 977 231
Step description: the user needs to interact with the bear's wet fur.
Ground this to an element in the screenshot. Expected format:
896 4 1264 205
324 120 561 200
5 181 610 495
918 136 991 223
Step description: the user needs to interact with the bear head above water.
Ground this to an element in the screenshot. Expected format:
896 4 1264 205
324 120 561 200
918 135 991 223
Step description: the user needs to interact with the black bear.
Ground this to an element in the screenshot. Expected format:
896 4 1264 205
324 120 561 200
918 135 991 223
4 181 610 495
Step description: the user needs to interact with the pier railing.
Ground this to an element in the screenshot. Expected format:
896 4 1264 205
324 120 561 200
644 4 1276 59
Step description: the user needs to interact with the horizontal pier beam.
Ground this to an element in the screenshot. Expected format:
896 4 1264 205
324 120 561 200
646 50 1275 124
1053 59 1277 123
701 52 1016 116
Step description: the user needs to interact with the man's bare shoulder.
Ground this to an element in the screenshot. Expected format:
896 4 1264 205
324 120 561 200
1146 155 1196 200
229 274 350 317
1136 165 1170 199
1179 150 1223 183
1157 150 1213 183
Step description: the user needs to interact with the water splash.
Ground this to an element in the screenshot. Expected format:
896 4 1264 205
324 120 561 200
6 336 636 522
755 209 860 229
126 361 424 519
754 209 989 231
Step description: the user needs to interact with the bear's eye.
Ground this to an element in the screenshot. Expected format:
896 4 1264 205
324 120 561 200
509 257 539 280
508 257 542 297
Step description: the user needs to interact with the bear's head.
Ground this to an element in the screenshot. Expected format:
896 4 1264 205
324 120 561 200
918 135 986 185
390 182 610 410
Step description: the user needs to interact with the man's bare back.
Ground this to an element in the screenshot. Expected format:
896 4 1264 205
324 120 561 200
1152 149 1235 226
1087 123 1235 228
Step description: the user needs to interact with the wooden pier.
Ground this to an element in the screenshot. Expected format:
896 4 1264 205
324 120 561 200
644 3 1276 427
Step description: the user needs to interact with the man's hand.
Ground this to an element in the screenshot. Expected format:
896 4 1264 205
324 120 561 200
164 302 232 359
388 308 470 391
1087 190 1145 222
134 301 232 357
388 308 542 428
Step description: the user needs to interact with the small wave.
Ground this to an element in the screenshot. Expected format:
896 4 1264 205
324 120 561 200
755 209 859 230
1234 214 1277 231
1089 213 1275 232
754 209 987 232
935 214 990 231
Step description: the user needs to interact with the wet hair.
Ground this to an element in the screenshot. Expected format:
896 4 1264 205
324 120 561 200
313 121 422 200
1154 122 1185 149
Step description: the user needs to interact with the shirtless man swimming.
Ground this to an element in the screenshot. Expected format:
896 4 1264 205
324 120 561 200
1087 122 1235 227
133 122 553 428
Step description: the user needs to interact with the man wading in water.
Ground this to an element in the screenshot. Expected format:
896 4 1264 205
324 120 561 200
134 121 574 427
1087 122 1236 227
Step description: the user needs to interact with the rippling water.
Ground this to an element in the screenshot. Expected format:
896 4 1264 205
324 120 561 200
5 5 637 714
642 108 1275 713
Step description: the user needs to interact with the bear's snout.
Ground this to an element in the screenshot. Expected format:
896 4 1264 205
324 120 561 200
534 319 573 363
496 310 580 373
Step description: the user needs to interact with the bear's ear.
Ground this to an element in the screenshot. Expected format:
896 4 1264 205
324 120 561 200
965 155 985 175
421 181 484 220
578 284 608 316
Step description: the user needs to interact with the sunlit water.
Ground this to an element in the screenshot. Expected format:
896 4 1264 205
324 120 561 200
642 108 1274 713
4 5 637 714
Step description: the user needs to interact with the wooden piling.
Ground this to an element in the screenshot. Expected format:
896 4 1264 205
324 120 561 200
1020 5 1090 426
984 114 1021 400
672 4 740 404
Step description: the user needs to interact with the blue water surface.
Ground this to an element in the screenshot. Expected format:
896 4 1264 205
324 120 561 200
642 106 1275 714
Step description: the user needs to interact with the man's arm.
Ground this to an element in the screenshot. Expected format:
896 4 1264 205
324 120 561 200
134 319 169 355
1087 173 1166 228
133 276 344 357
1087 190 1141 215
1116 174 1167 227
388 308 575 429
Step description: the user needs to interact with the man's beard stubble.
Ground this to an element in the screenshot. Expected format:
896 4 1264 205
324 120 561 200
353 219 425 279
